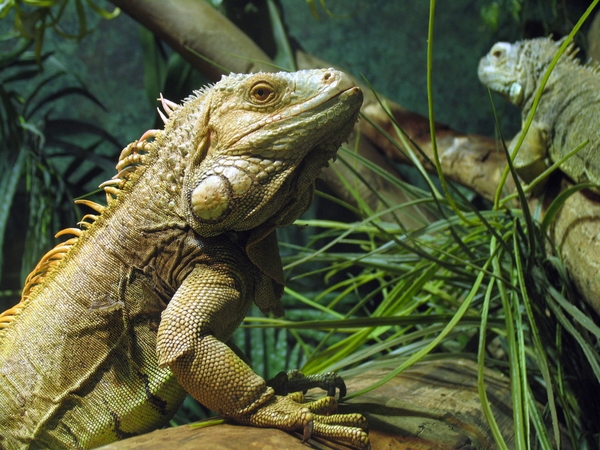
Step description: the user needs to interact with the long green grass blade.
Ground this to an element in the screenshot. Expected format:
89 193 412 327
346 252 493 399
477 276 509 449
266 0 296 71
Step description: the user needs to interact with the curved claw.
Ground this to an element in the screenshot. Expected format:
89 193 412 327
313 371 345 398
302 418 314 442
333 377 346 399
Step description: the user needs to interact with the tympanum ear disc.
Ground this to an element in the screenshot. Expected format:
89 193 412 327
191 175 230 221
190 168 254 222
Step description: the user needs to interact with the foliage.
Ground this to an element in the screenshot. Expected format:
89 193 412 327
269 142 599 448
480 0 591 49
241 116 599 446
481 0 523 31
0 0 119 60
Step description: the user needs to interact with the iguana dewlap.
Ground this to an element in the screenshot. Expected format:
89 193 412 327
0 69 368 449
478 37 600 191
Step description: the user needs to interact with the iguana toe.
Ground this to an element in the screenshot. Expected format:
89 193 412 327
312 420 370 449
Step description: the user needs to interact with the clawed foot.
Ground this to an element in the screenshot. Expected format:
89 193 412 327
233 392 369 449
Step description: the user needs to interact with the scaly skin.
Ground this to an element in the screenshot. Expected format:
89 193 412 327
0 69 367 449
478 37 600 191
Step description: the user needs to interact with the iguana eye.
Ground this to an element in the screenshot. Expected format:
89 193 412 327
250 82 275 103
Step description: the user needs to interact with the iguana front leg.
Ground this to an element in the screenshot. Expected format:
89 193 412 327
155 264 369 449
511 120 550 185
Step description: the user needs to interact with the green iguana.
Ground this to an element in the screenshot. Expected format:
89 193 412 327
0 69 368 449
478 37 600 190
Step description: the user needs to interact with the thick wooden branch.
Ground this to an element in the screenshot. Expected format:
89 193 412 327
552 186 600 313
360 102 516 202
108 0 275 80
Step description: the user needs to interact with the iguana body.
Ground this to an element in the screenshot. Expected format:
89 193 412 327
478 37 600 189
0 69 367 449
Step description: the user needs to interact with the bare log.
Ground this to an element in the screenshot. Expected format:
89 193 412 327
108 0 275 80
551 185 600 313
360 101 516 202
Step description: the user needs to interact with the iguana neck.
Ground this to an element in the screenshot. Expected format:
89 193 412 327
520 67 562 125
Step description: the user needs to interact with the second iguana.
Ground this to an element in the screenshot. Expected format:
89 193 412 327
0 69 368 449
478 36 600 191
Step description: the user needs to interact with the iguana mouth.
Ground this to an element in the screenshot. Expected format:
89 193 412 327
303 87 362 161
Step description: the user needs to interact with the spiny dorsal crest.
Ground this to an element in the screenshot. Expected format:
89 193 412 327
519 37 600 77
0 94 180 328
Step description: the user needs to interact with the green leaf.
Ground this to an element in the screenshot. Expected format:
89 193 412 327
44 119 122 151
22 0 56 7
25 86 106 121
0 0 14 20
306 0 319 20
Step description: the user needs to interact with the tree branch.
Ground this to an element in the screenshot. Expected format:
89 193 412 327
109 0 275 79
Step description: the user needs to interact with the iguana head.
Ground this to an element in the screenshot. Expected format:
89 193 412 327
478 37 567 107
172 69 362 237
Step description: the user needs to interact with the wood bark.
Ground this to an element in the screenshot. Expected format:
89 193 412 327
108 0 275 80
